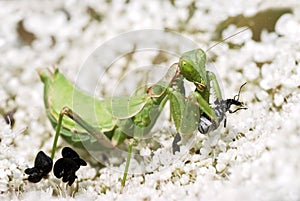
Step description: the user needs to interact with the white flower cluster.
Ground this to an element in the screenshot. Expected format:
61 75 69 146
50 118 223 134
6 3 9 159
0 121 24 194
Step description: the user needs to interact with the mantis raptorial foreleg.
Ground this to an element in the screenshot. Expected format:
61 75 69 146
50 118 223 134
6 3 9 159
207 71 222 100
170 92 200 154
171 89 217 154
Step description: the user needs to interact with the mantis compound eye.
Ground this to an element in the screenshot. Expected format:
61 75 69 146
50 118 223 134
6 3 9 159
180 60 186 67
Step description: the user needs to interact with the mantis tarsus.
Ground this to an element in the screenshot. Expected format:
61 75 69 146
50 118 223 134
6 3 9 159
37 48 245 186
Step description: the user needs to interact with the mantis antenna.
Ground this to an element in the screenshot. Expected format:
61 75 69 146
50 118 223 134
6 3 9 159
205 26 251 53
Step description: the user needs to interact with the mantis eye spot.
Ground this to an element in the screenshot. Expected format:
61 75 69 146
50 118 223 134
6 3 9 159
180 60 186 67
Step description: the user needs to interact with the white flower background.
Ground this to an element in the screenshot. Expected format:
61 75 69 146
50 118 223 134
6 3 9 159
0 0 300 200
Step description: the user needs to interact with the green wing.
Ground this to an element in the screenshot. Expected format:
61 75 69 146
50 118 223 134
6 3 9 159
105 94 149 119
147 63 179 97
39 69 149 133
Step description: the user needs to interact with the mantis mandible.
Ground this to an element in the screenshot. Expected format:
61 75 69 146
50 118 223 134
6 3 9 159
38 48 230 186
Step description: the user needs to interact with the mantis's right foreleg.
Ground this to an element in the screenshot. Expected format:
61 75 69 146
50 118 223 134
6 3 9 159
207 71 222 100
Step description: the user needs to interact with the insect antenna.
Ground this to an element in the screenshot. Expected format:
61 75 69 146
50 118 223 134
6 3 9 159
229 82 248 113
234 82 247 101
205 27 251 53
229 106 247 114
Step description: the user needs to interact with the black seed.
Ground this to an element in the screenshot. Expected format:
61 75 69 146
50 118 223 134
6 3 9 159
54 158 79 178
34 151 53 175
25 151 53 183
54 158 78 186
54 147 87 186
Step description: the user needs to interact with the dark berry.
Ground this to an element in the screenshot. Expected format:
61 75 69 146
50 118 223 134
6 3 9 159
53 147 86 186
25 151 53 183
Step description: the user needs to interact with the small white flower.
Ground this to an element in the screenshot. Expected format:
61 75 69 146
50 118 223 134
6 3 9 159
276 13 300 37
140 147 151 157
274 93 284 107
216 163 226 172
243 62 260 81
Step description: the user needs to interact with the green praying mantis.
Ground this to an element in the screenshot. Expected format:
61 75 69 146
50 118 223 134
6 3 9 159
38 47 239 186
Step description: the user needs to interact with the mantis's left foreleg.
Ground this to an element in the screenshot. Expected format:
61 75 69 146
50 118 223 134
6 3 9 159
170 91 200 154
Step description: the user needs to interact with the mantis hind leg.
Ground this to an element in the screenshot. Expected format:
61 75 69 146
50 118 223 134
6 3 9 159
51 107 114 159
121 139 137 187
51 107 135 186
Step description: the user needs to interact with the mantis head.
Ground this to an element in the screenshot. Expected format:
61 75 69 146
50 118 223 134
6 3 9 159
179 49 207 91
